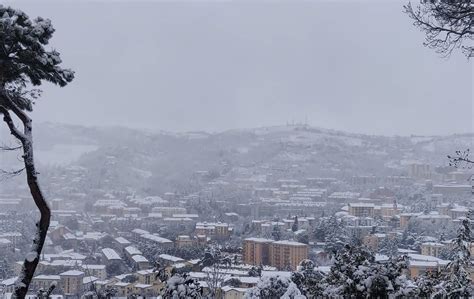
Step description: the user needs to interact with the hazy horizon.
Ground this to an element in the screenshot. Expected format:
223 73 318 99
34 120 474 138
4 0 473 136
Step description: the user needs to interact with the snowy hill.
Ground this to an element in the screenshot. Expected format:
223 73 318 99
1 123 472 195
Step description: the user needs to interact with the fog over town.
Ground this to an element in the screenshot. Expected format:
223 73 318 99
0 1 473 298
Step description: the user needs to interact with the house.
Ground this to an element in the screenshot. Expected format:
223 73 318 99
195 222 231 240
136 269 158 285
175 235 194 248
131 228 150 242
363 233 387 251
131 255 150 270
31 275 60 292
133 283 158 297
449 206 469 219
101 248 122 266
59 270 84 297
0 276 17 293
114 236 132 250
420 242 445 258
0 232 22 248
82 276 99 292
0 238 13 251
80 264 106 280
407 254 449 278
399 213 419 229
158 254 184 266
113 282 133 297
140 234 173 248
124 246 142 260
222 286 249 299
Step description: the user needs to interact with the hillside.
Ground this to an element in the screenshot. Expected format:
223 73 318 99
1 123 472 195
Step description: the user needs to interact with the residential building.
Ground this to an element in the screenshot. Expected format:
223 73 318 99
421 242 445 258
348 203 375 218
32 275 60 292
269 240 308 271
243 238 308 270
175 235 194 248
59 270 84 297
242 238 273 266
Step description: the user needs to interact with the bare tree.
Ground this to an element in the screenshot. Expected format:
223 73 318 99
448 149 474 168
404 0 473 58
201 248 232 299
0 6 74 297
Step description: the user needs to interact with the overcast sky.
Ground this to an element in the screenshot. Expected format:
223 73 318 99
4 0 473 136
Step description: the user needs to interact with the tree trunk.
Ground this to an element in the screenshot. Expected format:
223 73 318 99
14 150 51 298
0 100 51 298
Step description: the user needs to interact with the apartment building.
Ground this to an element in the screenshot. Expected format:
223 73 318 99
348 203 375 217
31 275 60 292
242 238 273 266
399 213 419 229
80 264 106 280
269 240 308 271
195 222 231 240
59 270 84 297
175 235 194 247
362 233 387 251
243 238 308 270
421 242 445 258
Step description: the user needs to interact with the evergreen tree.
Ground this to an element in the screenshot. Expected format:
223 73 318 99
312 217 329 241
414 270 443 298
292 216 299 232
0 6 74 296
296 232 309 245
272 225 282 241
0 258 12 279
163 273 202 299
379 236 400 258
245 275 290 299
378 255 416 298
438 245 455 260
322 244 375 297
281 282 306 299
439 216 472 298
323 216 349 255
321 245 415 298
248 265 263 278
291 259 324 298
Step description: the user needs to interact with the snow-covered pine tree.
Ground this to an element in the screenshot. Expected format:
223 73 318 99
290 259 324 298
248 265 263 277
414 269 443 298
321 244 374 297
244 275 290 299
281 282 306 299
439 215 472 298
292 216 299 232
323 216 349 255
375 255 416 298
0 6 74 297
272 225 282 241
312 217 329 241
163 273 203 299
379 236 400 258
